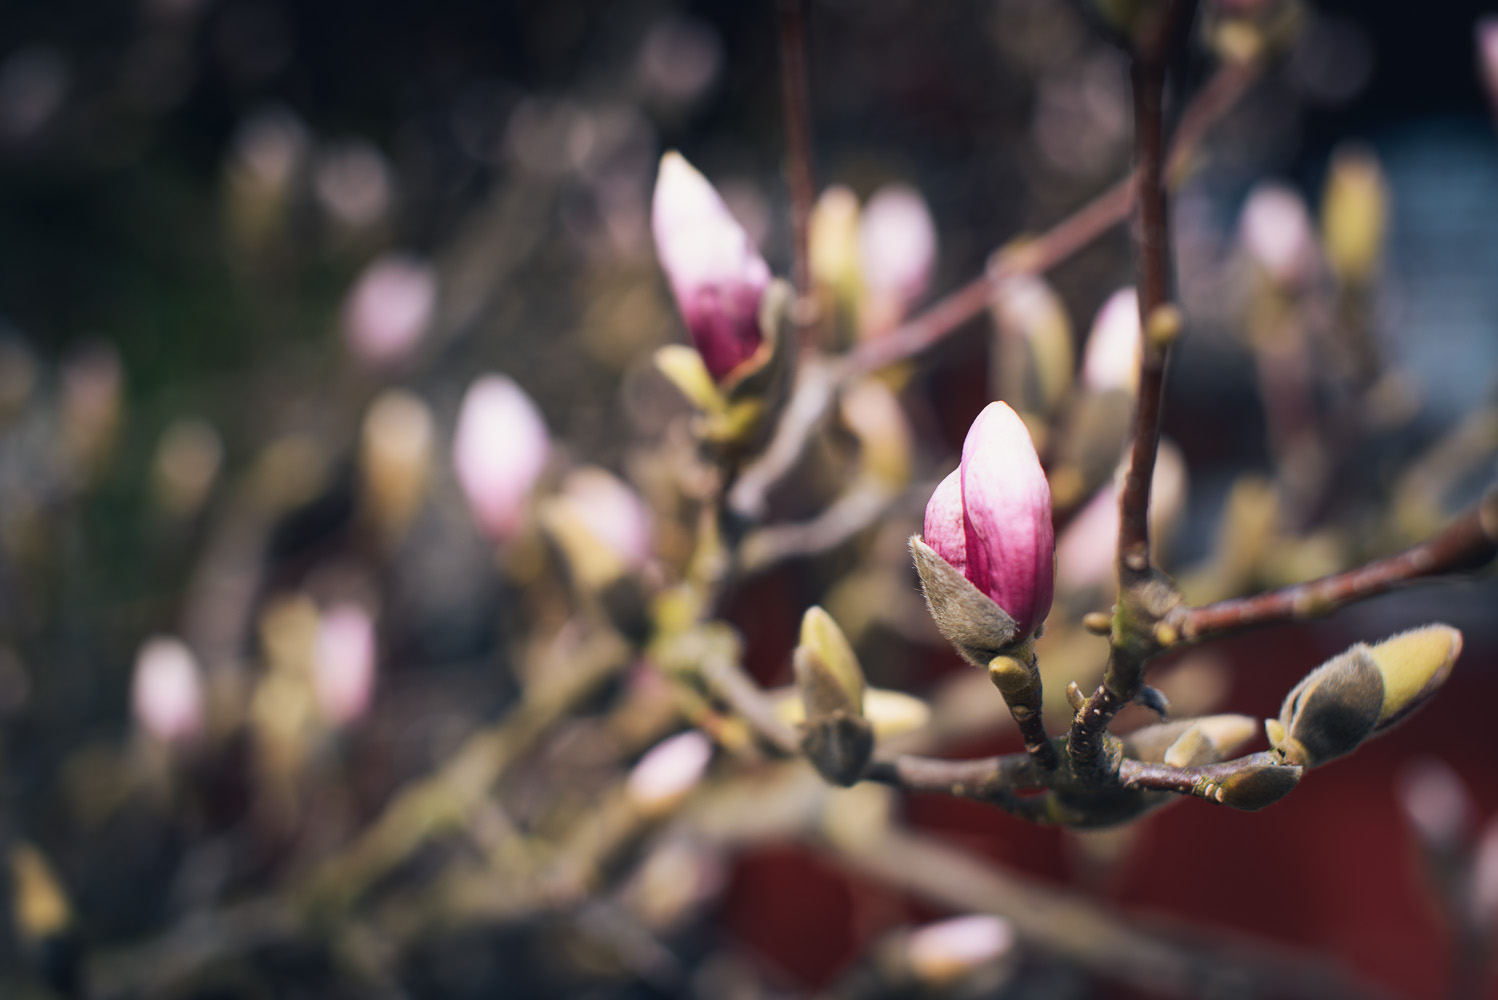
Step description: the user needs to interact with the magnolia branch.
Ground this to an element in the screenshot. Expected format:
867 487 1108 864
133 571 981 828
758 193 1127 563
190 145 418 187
777 0 816 319
839 54 1256 380
1069 0 1198 781
1177 484 1498 640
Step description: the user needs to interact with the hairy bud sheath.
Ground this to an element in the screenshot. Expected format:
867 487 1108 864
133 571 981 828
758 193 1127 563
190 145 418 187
914 402 1054 660
651 151 771 382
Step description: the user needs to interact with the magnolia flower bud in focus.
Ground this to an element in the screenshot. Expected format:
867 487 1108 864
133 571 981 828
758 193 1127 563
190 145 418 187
651 151 771 382
1268 625 1461 767
912 402 1054 663
132 636 205 746
794 606 872 786
858 183 936 330
342 253 437 370
313 603 377 726
453 374 550 543
1081 287 1141 394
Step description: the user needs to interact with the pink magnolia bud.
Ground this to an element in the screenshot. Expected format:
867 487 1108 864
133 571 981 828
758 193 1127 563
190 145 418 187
1238 183 1317 286
314 603 377 726
1081 287 1141 394
132 636 205 746
923 402 1054 638
858 183 937 318
1479 18 1498 116
342 253 437 369
558 467 655 570
453 374 550 542
651 151 771 382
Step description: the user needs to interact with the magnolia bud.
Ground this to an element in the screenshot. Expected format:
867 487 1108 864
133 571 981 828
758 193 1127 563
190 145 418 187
1238 182 1317 287
313 603 377 726
905 914 1015 984
990 274 1074 417
1481 18 1498 117
1270 625 1461 767
341 253 437 370
627 730 713 816
1081 287 1141 394
1320 144 1387 286
359 389 434 543
858 183 936 325
541 466 656 590
132 636 205 746
809 184 862 336
452 374 550 543
1395 758 1473 854
651 151 771 382
794 606 872 787
915 402 1054 661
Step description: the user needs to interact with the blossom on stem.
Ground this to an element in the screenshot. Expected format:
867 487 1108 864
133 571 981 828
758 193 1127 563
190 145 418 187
453 374 550 543
923 402 1054 640
651 151 771 382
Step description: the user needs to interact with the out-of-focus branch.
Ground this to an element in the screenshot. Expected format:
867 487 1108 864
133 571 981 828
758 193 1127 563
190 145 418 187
839 56 1258 380
777 0 816 327
829 826 1391 1000
1069 0 1198 782
1177 485 1498 640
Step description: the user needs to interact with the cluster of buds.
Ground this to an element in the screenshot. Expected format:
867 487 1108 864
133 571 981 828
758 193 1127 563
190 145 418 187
650 152 793 451
911 402 1055 666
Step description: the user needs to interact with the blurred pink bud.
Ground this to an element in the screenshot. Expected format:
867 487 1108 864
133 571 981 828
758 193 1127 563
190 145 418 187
924 402 1054 637
1395 758 1473 853
858 183 936 313
314 603 377 726
627 730 713 813
1239 183 1317 286
132 636 205 746
651 151 771 382
559 467 655 570
1472 818 1498 927
1479 19 1498 114
342 253 437 369
453 375 550 542
1056 441 1186 590
906 914 1015 983
1081 287 1140 394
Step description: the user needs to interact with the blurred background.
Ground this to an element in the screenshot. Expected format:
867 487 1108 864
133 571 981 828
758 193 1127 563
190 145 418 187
1 0 1498 997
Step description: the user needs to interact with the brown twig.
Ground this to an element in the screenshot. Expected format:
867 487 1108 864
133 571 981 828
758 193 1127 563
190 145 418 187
1069 0 1198 782
777 0 816 325
839 55 1254 380
829 825 1391 1000
1177 485 1498 640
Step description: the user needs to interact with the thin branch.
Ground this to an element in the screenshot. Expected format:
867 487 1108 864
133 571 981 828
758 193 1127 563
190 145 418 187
694 644 803 756
865 749 1044 797
1116 51 1174 581
1177 485 1498 640
839 56 1256 380
828 826 1392 1000
777 0 816 321
1070 0 1198 782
